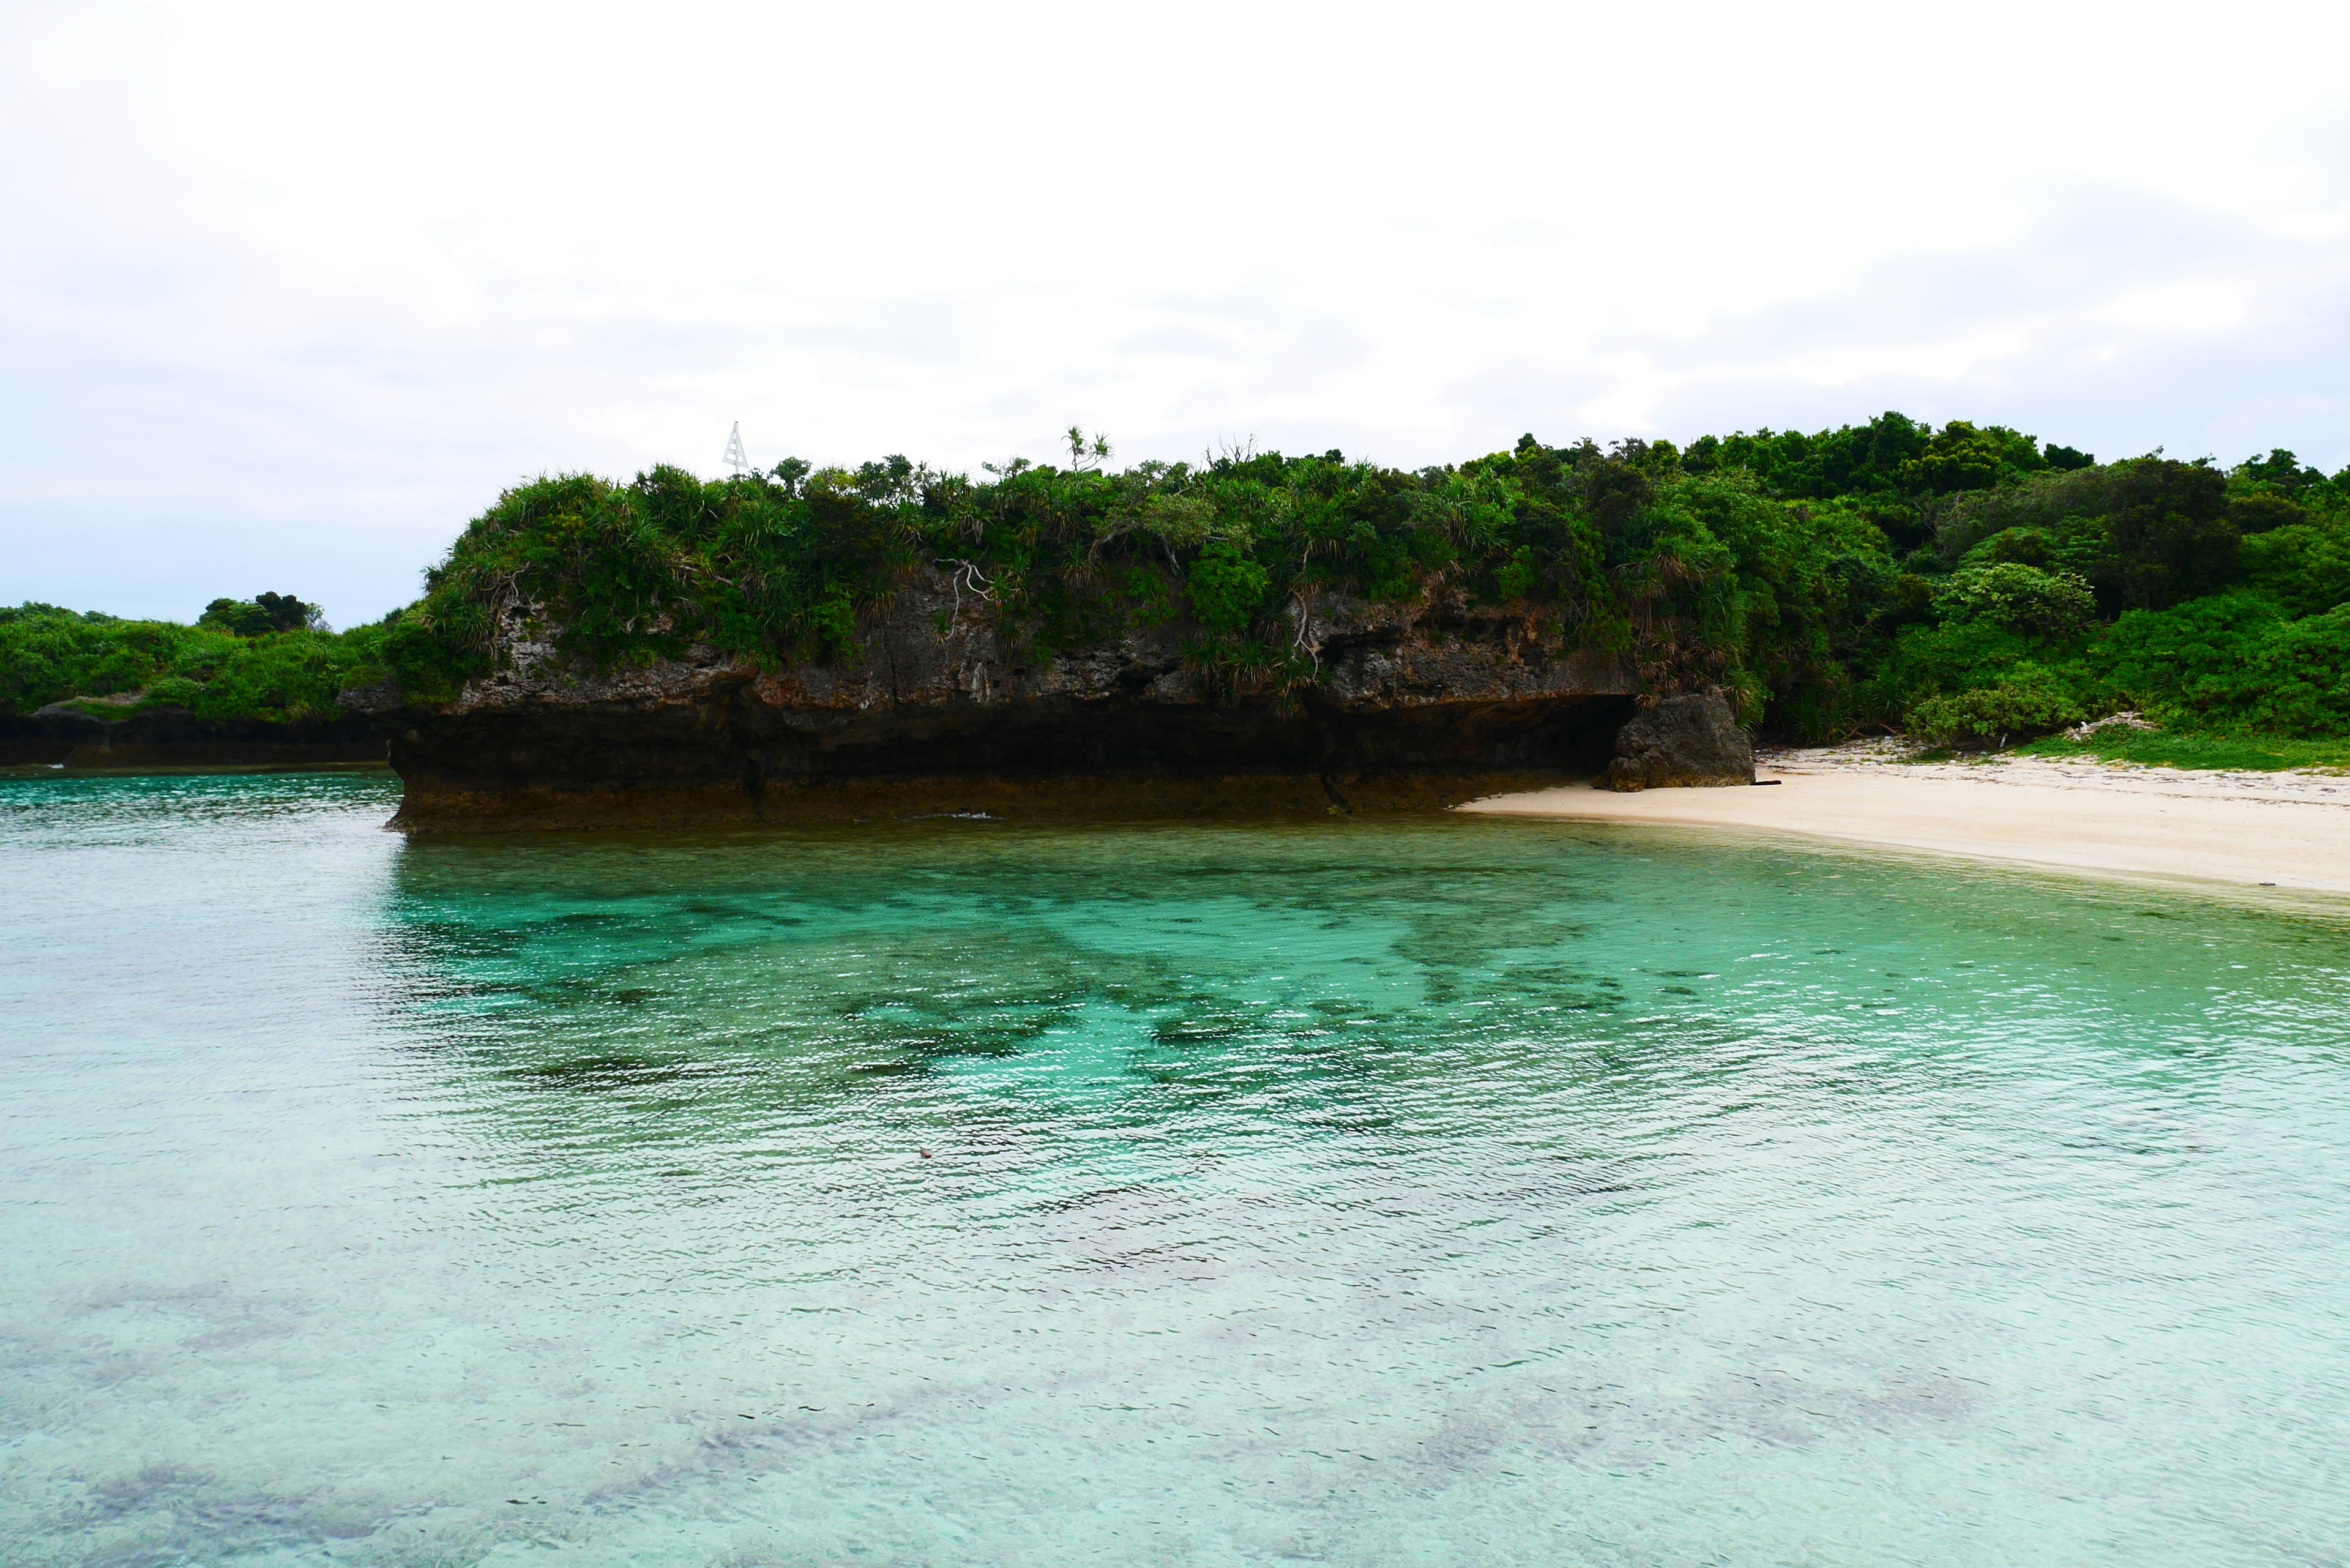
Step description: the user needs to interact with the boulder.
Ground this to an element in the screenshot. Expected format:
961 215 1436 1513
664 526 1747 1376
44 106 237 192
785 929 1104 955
1597 690 1753 791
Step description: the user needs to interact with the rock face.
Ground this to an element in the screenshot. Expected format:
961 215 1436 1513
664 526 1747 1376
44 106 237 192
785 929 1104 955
346 567 1674 824
0 701 384 769
1595 690 1755 791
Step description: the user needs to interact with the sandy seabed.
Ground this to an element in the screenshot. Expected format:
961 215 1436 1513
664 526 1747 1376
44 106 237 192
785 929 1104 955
1463 742 2350 897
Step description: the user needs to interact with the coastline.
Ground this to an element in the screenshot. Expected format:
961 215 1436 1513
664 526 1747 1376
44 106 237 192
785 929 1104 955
1461 745 2350 896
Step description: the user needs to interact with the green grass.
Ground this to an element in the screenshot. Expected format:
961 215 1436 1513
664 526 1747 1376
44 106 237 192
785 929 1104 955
2015 728 2350 773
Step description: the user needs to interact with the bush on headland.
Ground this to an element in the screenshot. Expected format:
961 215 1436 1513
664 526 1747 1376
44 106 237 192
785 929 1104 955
7 417 2348 764
0 599 377 725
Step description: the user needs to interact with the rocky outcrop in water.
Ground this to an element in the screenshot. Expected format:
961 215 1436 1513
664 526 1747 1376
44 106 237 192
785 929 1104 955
1595 690 1756 791
0 700 384 770
341 566 1693 824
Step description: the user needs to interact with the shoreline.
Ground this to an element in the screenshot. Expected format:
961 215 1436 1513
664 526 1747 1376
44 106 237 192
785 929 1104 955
1461 745 2350 897
0 758 394 781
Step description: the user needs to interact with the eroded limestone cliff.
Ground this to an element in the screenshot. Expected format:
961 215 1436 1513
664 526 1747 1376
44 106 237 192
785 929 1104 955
342 566 1756 824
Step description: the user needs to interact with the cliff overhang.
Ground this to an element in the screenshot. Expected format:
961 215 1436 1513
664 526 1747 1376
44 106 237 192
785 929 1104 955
345 568 1750 826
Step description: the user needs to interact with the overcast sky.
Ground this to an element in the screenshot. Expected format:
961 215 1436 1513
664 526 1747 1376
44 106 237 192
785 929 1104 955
6 0 2349 624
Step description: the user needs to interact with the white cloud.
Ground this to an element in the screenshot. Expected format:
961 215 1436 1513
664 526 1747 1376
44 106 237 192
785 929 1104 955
3 0 2349 620
2105 283 2248 333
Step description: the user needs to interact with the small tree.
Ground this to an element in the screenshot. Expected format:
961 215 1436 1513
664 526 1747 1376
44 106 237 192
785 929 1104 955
255 592 319 633
201 593 319 636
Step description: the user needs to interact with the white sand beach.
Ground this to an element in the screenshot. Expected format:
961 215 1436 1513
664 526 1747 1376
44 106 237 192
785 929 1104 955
1461 745 2350 895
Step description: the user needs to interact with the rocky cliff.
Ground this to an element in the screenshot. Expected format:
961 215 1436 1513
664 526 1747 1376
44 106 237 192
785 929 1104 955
343 567 1751 825
1 700 384 771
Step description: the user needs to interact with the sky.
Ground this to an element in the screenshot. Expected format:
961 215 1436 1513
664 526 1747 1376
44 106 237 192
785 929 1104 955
4 0 2349 625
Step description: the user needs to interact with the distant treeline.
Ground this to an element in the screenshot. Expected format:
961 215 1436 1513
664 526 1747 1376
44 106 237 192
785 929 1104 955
0 594 367 726
9 413 2349 755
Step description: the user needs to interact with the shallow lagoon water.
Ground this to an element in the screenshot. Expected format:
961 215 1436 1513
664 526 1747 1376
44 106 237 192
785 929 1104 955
4 771 2349 1566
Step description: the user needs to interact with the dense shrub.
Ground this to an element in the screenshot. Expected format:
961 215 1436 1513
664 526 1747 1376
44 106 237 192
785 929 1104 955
0 603 365 722
1908 663 2087 745
1188 542 1270 634
182 630 353 722
1936 563 2098 638
2240 517 2350 618
1 607 204 713
2091 594 2350 737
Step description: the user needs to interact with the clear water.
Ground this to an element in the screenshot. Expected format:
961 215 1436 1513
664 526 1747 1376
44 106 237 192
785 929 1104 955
5 771 2349 1567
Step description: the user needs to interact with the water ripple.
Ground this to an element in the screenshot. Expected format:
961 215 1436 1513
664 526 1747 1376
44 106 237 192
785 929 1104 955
4 771 2349 1564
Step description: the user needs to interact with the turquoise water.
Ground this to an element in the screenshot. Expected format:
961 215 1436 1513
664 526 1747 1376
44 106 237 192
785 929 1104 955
4 773 2349 1566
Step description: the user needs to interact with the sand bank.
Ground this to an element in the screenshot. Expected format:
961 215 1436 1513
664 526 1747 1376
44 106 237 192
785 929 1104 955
1461 745 2350 895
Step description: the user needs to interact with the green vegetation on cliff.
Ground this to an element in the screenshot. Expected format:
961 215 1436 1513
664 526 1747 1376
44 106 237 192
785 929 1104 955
382 429 1901 723
374 417 2350 753
11 416 2350 764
